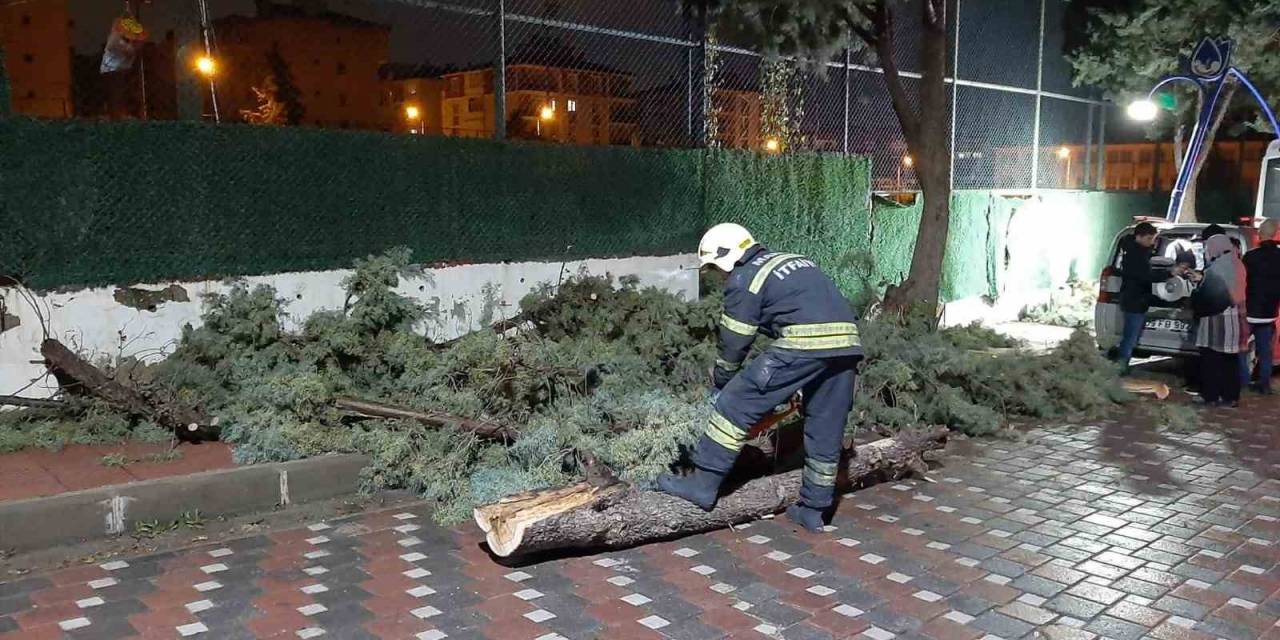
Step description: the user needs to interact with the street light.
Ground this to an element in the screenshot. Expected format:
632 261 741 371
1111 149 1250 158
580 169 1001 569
404 104 422 135
536 104 554 137
898 155 913 191
1127 36 1280 221
195 55 217 78
1057 146 1072 187
1126 99 1158 122
764 137 780 153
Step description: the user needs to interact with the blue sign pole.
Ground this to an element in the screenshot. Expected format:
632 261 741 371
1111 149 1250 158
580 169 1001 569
1142 38 1280 222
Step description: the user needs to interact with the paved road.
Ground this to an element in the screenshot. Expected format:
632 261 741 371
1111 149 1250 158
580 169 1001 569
1 400 1278 640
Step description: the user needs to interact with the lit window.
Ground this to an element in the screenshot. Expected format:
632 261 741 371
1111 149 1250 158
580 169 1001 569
550 99 556 110
568 99 577 112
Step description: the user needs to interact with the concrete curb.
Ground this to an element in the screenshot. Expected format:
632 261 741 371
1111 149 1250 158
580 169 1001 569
0 454 369 553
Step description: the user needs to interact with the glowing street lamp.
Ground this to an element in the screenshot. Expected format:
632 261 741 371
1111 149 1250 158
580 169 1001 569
1057 146 1072 186
536 103 554 137
1125 99 1158 122
195 55 217 78
764 137 780 153
897 155 913 191
404 104 422 135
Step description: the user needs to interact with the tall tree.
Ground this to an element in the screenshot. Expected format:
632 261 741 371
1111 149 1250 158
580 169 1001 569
263 43 305 126
1069 0 1280 222
681 1 952 316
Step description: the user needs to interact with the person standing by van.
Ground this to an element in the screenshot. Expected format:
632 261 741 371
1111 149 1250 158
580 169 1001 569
1192 234 1248 407
1243 219 1280 394
1115 223 1161 374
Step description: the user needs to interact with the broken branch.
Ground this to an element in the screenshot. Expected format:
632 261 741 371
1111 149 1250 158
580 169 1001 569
334 396 516 441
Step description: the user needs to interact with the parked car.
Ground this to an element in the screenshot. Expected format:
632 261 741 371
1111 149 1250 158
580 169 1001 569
1095 220 1280 373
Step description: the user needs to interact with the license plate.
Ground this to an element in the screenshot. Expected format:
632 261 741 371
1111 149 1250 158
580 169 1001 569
1145 319 1189 332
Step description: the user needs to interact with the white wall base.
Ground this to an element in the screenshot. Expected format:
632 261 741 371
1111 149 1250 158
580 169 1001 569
1 254 698 400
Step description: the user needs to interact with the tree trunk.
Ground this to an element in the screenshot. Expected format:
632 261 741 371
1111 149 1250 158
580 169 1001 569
39 339 219 442
879 0 952 317
473 427 948 558
0 395 67 410
334 396 516 441
1175 81 1237 223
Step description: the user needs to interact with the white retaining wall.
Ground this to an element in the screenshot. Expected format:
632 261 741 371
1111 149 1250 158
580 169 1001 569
1 254 699 400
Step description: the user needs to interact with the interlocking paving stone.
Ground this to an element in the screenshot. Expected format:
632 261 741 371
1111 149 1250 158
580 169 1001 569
4 410 1279 639
971 610 1036 638
1045 593 1108 620
1084 615 1150 640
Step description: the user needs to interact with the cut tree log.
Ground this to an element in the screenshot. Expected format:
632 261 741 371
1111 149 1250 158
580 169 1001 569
1121 379 1171 400
474 427 948 558
39 339 219 442
334 396 516 441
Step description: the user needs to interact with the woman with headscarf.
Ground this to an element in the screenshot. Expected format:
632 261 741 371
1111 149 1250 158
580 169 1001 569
1190 234 1248 407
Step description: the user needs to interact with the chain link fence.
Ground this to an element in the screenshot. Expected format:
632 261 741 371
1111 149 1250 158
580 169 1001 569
2 0 1106 192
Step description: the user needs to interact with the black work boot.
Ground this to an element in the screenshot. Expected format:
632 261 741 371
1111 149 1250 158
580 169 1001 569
785 503 826 533
656 468 725 512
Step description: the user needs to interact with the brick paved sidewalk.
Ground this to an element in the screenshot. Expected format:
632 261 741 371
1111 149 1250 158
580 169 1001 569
1 400 1277 640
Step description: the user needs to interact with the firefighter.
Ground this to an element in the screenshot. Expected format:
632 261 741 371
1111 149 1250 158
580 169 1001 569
656 223 862 532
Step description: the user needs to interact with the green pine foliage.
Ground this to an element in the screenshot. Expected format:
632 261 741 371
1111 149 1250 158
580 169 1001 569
1146 403 1202 433
853 317 1130 436
1 249 1131 522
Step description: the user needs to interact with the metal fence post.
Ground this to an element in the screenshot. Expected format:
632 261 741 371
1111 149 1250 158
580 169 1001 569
696 32 708 147
950 0 961 189
1097 106 1107 190
843 48 851 156
1030 0 1046 189
494 0 507 141
687 46 694 143
1083 104 1094 189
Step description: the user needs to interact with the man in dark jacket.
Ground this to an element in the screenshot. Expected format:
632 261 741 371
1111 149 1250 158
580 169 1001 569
657 223 861 532
1115 222 1162 374
1243 219 1280 393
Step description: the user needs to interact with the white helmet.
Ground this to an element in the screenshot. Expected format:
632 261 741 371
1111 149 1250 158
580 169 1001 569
698 223 756 272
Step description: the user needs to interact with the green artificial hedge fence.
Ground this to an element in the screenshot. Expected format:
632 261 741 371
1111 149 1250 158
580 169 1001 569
0 112 1216 305
703 150 872 297
0 118 707 289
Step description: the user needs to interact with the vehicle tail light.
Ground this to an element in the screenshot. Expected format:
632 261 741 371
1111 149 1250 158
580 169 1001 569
1098 267 1118 304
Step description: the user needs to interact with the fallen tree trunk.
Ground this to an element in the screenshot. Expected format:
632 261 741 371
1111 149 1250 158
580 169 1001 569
0 395 67 410
474 427 948 558
39 339 219 442
334 396 516 441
